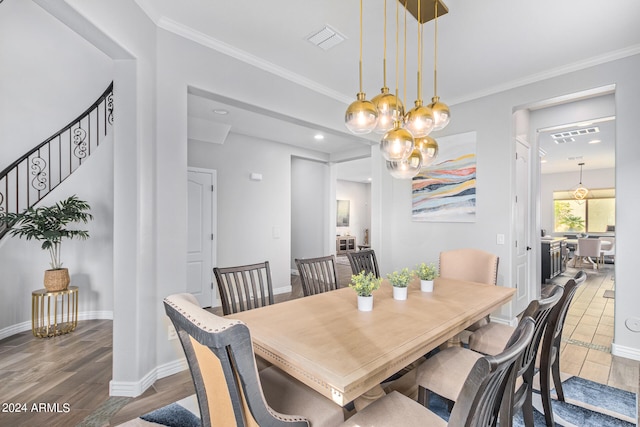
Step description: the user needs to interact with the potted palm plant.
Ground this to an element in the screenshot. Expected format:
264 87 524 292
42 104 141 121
387 268 413 300
416 262 438 292
349 271 382 311
0 195 93 291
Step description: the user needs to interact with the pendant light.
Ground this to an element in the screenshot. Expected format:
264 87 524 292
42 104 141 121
386 147 423 179
372 0 404 134
380 0 414 162
403 0 434 139
414 135 439 167
573 162 589 200
345 0 378 134
428 0 450 131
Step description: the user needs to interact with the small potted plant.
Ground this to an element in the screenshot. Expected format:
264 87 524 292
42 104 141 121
416 262 438 292
0 195 93 291
387 268 413 300
349 271 382 311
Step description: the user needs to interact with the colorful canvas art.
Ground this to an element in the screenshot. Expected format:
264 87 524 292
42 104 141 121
412 131 477 222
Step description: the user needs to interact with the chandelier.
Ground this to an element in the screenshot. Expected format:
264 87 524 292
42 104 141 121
573 162 589 200
345 0 450 179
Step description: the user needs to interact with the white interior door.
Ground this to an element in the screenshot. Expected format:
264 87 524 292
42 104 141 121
514 138 532 315
187 168 217 307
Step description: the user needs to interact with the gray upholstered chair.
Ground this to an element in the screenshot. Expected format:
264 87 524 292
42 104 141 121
346 249 380 278
466 285 563 427
213 261 274 315
539 270 587 426
573 238 602 269
599 237 615 264
295 255 339 296
340 317 535 427
438 248 499 337
163 293 344 427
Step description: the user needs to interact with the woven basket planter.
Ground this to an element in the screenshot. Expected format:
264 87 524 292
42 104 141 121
44 268 70 292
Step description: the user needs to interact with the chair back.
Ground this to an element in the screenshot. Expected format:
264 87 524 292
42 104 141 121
163 293 309 427
448 317 535 427
439 248 499 285
576 238 601 258
214 261 274 315
346 249 380 278
295 255 339 296
543 271 587 365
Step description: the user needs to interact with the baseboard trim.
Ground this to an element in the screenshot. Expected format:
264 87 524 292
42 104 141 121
109 358 188 397
0 310 114 340
490 315 518 327
611 343 640 361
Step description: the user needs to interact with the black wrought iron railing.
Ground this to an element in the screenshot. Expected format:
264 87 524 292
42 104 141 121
0 82 113 239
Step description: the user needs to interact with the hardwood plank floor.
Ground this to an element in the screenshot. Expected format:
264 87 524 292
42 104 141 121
1 259 637 426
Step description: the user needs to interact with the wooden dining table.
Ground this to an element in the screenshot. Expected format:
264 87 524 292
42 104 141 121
229 277 515 406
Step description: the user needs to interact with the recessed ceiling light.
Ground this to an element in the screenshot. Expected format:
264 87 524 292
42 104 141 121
541 159 548 164
314 134 325 141
588 139 601 144
213 109 229 115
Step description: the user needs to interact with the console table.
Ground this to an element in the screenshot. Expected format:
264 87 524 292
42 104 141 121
32 286 78 338
336 235 356 255
541 238 567 282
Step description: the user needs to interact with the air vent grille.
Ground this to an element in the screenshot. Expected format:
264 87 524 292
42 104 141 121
551 126 600 140
306 25 345 51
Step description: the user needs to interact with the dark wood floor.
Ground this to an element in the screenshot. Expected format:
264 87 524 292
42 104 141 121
1 259 637 426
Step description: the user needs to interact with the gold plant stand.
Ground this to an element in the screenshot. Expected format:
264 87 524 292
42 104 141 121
31 286 78 338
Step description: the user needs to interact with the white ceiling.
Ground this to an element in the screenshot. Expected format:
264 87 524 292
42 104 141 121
134 0 640 180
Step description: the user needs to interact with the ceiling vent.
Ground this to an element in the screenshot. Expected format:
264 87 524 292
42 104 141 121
567 156 584 161
551 126 600 140
554 137 575 144
306 25 346 51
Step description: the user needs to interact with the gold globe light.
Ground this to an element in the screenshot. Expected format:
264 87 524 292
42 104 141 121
380 120 414 162
404 99 434 138
386 147 423 179
345 0 378 135
414 135 439 167
372 88 404 134
573 162 589 200
428 0 450 131
345 93 379 134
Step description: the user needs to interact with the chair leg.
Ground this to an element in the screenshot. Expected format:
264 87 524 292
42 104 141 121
522 387 535 427
540 365 555 427
417 386 430 408
552 357 565 402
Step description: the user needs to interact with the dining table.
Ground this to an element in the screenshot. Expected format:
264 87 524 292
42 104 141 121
228 276 516 407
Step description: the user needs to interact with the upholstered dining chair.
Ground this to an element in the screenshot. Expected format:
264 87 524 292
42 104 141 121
573 238 602 269
340 317 535 427
599 237 615 265
213 261 274 315
465 285 563 427
346 249 380 278
163 293 345 427
439 248 499 334
539 270 587 427
295 255 339 296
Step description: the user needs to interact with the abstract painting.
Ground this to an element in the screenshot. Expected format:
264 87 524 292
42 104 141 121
336 200 350 227
412 131 477 222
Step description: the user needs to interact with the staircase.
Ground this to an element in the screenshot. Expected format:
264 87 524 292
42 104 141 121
0 82 113 239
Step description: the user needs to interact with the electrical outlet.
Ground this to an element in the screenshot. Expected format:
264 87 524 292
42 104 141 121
168 324 178 340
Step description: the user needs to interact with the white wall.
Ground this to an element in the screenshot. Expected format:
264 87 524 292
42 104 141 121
540 168 615 235
291 157 329 267
375 54 640 357
336 180 371 250
0 0 114 336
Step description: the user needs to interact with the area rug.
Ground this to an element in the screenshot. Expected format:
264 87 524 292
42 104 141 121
336 255 351 266
137 376 636 426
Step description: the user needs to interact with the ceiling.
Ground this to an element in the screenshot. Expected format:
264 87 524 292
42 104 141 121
134 0 640 180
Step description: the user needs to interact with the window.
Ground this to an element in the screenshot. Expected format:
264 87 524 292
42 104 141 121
553 188 615 233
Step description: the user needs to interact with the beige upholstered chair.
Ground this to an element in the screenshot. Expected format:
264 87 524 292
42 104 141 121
295 255 339 296
599 237 615 264
340 318 535 427
439 248 499 332
573 238 602 269
465 285 563 426
539 271 587 426
164 293 344 427
346 249 380 278
213 261 274 315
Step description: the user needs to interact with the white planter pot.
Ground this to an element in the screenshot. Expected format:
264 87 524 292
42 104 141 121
357 295 374 311
420 279 434 292
393 286 408 300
